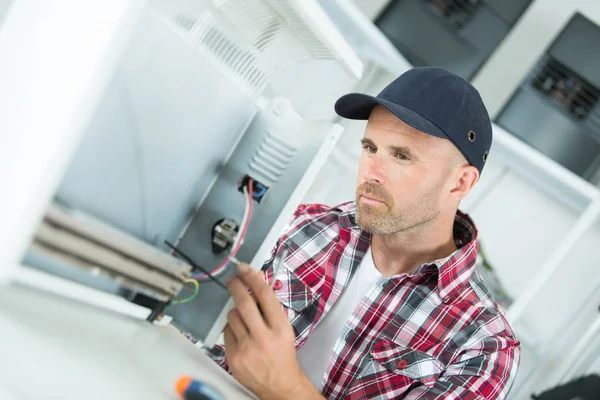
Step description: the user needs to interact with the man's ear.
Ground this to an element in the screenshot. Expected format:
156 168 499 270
449 165 479 201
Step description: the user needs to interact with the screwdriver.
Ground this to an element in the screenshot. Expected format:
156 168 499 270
175 376 224 400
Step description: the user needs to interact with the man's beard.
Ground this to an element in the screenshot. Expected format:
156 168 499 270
355 182 441 235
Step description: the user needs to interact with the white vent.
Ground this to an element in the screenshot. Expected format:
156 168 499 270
194 10 271 94
151 0 362 100
249 131 297 182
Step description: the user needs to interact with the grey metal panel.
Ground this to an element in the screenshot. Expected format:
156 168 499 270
483 0 532 25
582 105 600 144
497 86 600 179
458 6 510 54
376 0 480 79
54 10 256 247
549 13 600 88
168 98 336 341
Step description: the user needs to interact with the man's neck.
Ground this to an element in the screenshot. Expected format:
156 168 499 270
369 212 458 277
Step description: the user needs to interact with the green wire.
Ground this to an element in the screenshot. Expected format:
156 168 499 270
171 278 200 305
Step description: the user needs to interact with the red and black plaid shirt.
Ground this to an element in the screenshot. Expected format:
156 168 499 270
206 202 520 399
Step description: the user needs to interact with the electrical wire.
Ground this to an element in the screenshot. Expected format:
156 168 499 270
232 183 253 254
164 240 228 290
193 179 254 280
170 278 200 305
193 181 253 279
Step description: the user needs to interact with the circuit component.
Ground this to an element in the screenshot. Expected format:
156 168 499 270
238 175 269 203
211 218 239 254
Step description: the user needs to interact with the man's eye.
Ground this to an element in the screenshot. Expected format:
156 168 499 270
363 145 376 154
395 153 410 161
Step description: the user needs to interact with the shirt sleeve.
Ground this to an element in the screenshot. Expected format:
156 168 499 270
202 344 230 372
404 325 521 399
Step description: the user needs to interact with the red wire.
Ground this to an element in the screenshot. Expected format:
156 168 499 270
194 180 253 278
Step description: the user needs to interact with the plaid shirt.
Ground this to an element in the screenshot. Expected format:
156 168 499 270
205 202 520 399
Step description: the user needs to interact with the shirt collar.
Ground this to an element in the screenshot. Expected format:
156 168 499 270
425 210 479 302
337 201 359 230
337 202 479 302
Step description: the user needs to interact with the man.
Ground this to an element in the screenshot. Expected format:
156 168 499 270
205 67 520 399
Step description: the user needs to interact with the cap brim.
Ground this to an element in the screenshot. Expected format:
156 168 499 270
334 93 449 140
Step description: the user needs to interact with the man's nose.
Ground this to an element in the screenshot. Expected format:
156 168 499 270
364 156 386 185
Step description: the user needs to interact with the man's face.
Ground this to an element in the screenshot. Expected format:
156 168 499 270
356 106 462 235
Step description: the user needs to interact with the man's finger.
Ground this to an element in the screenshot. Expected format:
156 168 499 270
227 308 249 342
237 263 285 327
223 325 237 349
227 275 268 336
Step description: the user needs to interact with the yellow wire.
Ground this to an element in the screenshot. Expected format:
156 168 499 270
171 278 200 305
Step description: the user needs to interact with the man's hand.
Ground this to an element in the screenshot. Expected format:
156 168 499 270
224 263 323 400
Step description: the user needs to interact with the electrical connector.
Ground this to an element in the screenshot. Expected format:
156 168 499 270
211 218 239 254
238 175 269 203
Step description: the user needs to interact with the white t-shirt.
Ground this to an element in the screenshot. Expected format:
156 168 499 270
296 248 383 390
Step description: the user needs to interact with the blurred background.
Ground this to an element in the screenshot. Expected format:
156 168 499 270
1 0 600 398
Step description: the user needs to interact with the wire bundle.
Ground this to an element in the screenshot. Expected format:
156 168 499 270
193 179 254 280
168 180 254 306
170 278 200 304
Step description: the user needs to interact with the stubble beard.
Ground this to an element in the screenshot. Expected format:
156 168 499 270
355 183 442 235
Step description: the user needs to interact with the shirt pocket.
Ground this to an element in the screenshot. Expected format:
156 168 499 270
370 337 444 385
273 266 315 314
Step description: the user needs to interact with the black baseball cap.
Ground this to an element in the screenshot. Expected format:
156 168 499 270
334 67 492 175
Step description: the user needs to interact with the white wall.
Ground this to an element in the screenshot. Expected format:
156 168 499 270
590 352 600 376
0 0 13 27
350 0 391 21
472 0 600 118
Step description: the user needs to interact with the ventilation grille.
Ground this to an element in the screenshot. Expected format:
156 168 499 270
531 57 600 128
155 0 362 100
424 0 482 29
249 131 297 182
214 0 331 61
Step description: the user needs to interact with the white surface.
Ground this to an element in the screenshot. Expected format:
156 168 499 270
12 266 151 320
0 0 12 28
471 172 580 298
507 197 600 323
294 0 364 79
351 0 390 21
589 350 600 377
318 0 411 76
0 280 254 400
0 0 142 282
0 387 17 400
472 0 600 118
508 214 600 396
297 248 383 390
558 314 600 383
